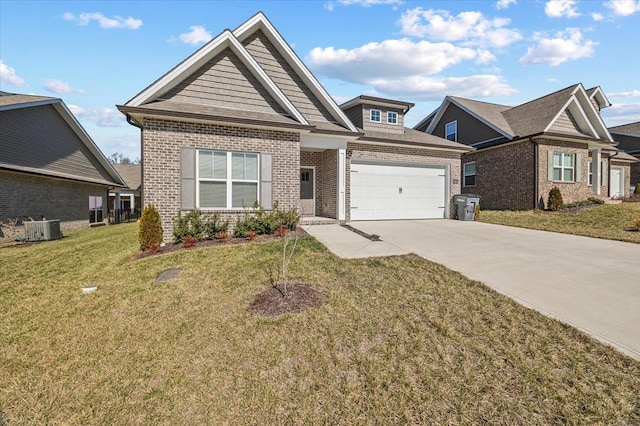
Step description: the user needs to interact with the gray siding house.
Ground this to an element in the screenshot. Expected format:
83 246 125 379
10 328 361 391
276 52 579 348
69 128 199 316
118 12 471 242
0 92 124 239
415 84 637 209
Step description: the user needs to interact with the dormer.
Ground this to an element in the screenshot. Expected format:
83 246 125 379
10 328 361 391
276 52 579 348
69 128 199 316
340 95 414 134
586 86 611 113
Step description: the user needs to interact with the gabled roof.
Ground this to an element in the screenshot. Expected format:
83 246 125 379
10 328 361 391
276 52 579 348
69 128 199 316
586 86 611 110
357 127 473 152
609 121 640 136
1 92 125 187
419 83 614 144
121 12 358 134
112 164 142 191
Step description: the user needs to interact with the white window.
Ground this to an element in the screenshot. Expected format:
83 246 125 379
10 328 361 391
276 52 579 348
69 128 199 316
387 111 398 125
445 121 457 141
370 109 381 123
552 152 575 182
89 196 103 223
197 150 259 209
588 161 603 186
463 162 476 187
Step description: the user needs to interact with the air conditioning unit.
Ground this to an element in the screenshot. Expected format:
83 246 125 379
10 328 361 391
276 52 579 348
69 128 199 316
25 220 63 242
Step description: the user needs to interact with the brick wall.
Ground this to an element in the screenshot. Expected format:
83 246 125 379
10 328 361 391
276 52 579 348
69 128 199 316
321 150 338 218
0 170 107 240
346 142 462 220
462 141 535 210
537 139 606 207
142 118 300 242
631 162 640 193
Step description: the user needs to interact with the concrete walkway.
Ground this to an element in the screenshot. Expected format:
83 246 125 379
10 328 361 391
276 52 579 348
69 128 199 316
304 220 640 360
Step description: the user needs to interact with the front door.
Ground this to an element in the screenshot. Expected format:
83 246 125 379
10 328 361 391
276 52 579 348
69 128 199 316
610 167 623 198
300 168 315 216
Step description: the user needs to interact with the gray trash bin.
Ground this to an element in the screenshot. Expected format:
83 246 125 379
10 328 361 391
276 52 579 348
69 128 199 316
453 194 481 221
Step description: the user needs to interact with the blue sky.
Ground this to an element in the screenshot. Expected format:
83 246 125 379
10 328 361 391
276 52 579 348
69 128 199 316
1 0 639 161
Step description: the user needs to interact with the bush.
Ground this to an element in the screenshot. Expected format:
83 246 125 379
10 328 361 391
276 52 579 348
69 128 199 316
547 187 564 211
587 197 605 205
182 236 197 248
173 209 205 243
138 204 163 251
233 202 300 237
204 213 229 238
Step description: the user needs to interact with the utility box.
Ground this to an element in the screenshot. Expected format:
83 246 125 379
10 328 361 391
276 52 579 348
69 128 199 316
25 220 63 241
453 194 481 221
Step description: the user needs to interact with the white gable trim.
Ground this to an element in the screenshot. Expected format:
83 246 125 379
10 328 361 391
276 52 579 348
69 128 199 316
545 86 613 141
413 108 437 131
233 13 358 133
125 29 308 125
588 86 611 109
424 97 513 139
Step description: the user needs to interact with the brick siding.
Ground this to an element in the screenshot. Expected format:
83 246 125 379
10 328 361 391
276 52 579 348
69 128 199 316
142 118 300 242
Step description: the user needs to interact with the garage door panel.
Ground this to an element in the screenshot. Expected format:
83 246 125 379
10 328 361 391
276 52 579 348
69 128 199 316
350 162 446 221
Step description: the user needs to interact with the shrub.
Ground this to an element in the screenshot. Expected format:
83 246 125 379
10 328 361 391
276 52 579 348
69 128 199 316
138 204 163 251
204 213 228 239
274 226 288 238
274 206 300 231
245 230 257 241
547 187 564 211
173 209 205 243
182 236 198 248
214 231 230 242
587 197 605 205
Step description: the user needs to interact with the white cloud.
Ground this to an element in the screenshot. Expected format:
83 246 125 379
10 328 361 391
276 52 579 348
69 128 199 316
176 26 212 45
369 74 517 100
545 0 580 18
519 28 596 66
605 0 640 16
68 105 127 127
307 38 479 81
601 102 640 126
339 0 402 5
43 79 84 94
0 60 25 87
398 8 522 48
496 0 517 9
63 12 142 29
591 12 604 21
608 90 640 98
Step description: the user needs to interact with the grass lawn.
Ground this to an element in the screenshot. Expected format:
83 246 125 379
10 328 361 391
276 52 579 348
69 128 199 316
479 203 640 244
1 223 639 424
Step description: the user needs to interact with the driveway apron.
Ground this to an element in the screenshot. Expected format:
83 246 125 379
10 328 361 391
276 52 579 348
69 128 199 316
348 220 640 361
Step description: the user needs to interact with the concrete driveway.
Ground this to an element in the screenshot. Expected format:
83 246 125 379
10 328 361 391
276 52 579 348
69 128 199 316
305 220 640 360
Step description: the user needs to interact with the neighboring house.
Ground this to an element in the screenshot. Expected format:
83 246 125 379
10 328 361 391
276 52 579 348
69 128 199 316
415 84 638 210
608 122 640 193
0 92 124 239
118 12 471 242
109 163 142 220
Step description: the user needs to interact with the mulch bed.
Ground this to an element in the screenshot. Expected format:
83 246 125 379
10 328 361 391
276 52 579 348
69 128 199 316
249 283 324 318
132 227 308 260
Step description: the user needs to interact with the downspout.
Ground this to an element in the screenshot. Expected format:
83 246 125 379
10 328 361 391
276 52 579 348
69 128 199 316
532 137 538 210
126 114 144 207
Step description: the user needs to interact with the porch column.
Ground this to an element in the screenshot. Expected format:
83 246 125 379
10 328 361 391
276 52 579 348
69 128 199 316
338 148 346 221
115 193 121 211
129 194 135 213
591 148 601 195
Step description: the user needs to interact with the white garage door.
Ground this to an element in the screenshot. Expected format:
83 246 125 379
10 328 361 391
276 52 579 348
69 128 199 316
350 162 446 220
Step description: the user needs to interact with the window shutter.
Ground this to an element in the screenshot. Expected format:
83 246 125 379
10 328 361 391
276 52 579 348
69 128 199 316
181 148 196 210
602 161 608 186
547 151 554 181
260 153 273 210
575 153 582 183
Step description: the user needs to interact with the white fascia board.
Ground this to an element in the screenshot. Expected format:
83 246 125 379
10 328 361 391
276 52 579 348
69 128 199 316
226 36 308 125
589 86 611 108
567 86 614 141
126 32 232 107
53 102 126 186
413 109 437 131
300 134 349 150
233 14 359 133
570 97 599 138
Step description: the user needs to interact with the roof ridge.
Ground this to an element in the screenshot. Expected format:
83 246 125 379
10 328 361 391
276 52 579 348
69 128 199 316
507 83 580 111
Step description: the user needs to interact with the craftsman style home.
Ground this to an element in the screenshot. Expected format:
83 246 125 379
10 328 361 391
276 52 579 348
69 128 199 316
415 84 637 209
119 12 471 241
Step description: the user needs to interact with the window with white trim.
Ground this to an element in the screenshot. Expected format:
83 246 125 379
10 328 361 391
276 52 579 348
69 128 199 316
197 150 259 208
552 152 575 182
445 121 457 141
387 111 398 125
588 161 603 186
463 162 476 187
370 109 381 123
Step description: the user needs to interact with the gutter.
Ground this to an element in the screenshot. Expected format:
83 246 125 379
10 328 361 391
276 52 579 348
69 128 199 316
127 114 143 129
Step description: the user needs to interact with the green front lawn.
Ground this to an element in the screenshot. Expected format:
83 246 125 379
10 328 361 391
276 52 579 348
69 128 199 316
479 203 640 244
1 223 639 424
